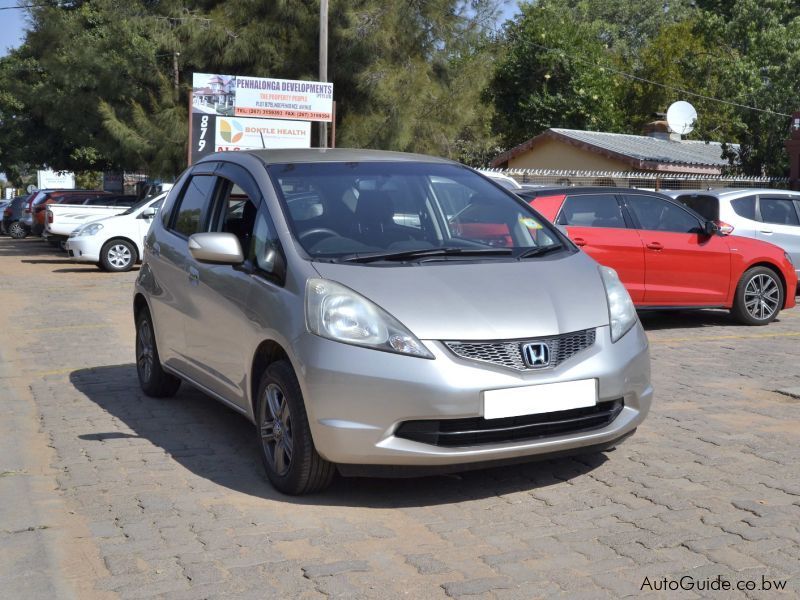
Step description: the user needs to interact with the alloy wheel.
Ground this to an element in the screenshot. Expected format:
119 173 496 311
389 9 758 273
108 244 132 269
260 383 293 476
136 319 154 383
8 222 25 239
743 273 780 321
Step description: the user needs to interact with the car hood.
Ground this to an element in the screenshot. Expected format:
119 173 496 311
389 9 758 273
312 252 610 340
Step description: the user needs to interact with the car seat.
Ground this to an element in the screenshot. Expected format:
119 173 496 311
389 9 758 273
352 190 414 247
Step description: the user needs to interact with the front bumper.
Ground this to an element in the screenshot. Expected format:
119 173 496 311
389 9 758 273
294 323 652 466
64 237 101 263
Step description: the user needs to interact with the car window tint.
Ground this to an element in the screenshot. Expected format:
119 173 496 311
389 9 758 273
626 195 701 233
171 175 217 237
760 198 799 226
211 179 259 257
730 196 756 220
559 194 626 228
675 195 719 221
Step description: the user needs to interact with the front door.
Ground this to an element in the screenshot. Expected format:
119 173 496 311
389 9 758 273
624 194 731 306
183 163 262 410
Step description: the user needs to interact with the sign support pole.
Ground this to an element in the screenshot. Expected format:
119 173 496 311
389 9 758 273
319 0 328 148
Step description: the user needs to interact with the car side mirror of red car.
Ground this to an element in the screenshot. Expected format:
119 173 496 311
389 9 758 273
702 220 718 237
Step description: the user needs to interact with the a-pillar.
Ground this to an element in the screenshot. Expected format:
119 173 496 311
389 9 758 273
785 112 800 190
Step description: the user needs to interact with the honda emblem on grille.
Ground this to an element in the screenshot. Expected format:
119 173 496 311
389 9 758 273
521 342 550 368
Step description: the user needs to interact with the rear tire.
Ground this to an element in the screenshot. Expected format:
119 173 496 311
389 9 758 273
8 221 27 239
100 239 136 272
256 361 334 495
731 266 784 325
135 307 181 397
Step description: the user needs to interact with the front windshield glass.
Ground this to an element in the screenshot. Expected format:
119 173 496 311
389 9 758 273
121 194 164 216
266 162 562 261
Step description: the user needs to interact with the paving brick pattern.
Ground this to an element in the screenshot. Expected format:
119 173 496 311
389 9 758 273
3 239 799 598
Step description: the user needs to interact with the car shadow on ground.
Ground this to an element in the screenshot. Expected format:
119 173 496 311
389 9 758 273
0 238 60 257
70 364 608 508
638 309 739 330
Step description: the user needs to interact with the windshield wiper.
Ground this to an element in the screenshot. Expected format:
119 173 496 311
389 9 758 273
516 244 563 259
338 247 513 264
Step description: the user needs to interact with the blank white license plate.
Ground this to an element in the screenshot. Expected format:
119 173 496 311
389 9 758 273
482 379 597 419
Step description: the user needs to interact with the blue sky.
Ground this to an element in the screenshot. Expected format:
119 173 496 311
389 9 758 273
0 1 520 57
0 1 28 56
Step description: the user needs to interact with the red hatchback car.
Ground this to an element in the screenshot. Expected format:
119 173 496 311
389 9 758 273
522 187 796 325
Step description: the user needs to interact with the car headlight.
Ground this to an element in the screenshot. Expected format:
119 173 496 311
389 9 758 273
76 223 104 237
305 278 433 358
598 265 637 342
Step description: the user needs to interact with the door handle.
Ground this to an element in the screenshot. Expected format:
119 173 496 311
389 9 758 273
188 266 200 286
573 237 587 247
646 242 663 251
759 230 774 235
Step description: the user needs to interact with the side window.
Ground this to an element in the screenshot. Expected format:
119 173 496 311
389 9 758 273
626 195 701 233
558 194 626 228
210 178 259 257
170 175 217 237
759 198 799 226
730 196 756 220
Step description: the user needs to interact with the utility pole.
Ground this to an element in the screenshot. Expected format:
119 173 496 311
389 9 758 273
319 0 328 148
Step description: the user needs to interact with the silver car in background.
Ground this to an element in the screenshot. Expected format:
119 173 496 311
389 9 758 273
669 189 800 283
133 149 652 495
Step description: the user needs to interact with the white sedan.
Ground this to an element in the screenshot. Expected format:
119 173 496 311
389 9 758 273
65 192 167 272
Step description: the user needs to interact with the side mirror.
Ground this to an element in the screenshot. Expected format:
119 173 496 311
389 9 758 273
140 207 156 219
702 220 718 236
188 232 244 265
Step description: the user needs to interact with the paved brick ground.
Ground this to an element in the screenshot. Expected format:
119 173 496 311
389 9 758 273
1 237 799 598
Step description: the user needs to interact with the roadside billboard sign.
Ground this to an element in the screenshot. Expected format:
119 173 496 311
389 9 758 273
191 73 332 122
190 72 323 164
190 115 312 162
37 169 75 190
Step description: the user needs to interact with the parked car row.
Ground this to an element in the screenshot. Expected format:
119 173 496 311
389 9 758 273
2 187 167 271
524 187 798 326
1 189 137 240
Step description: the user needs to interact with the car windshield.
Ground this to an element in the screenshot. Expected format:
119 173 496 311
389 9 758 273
267 162 562 262
120 194 163 216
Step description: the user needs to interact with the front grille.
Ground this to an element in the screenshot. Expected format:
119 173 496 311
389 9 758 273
395 399 623 447
444 328 596 371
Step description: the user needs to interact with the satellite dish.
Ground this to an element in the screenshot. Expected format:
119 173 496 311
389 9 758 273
666 101 697 135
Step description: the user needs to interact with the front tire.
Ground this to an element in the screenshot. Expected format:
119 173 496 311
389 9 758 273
8 221 28 239
731 266 784 325
100 239 136 272
135 307 181 397
256 361 334 495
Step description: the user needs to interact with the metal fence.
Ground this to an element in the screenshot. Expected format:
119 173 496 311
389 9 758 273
482 168 791 191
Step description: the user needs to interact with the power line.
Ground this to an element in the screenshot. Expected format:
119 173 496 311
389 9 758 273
522 39 792 119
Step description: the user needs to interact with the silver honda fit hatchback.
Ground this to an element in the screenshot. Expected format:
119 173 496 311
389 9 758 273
133 149 652 494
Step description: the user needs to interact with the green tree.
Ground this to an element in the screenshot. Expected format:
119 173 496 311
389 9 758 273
487 0 626 147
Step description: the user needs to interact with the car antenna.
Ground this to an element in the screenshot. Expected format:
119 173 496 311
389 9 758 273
259 132 266 149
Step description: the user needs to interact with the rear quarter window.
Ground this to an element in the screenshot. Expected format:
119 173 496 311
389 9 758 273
730 196 756 220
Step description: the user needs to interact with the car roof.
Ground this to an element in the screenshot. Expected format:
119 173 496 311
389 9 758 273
526 186 674 197
670 188 800 198
198 148 458 166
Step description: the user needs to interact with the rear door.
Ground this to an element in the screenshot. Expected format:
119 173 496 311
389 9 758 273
555 192 646 302
756 195 800 270
624 193 731 305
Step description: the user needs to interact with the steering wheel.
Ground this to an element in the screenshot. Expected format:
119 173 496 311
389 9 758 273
298 228 340 245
